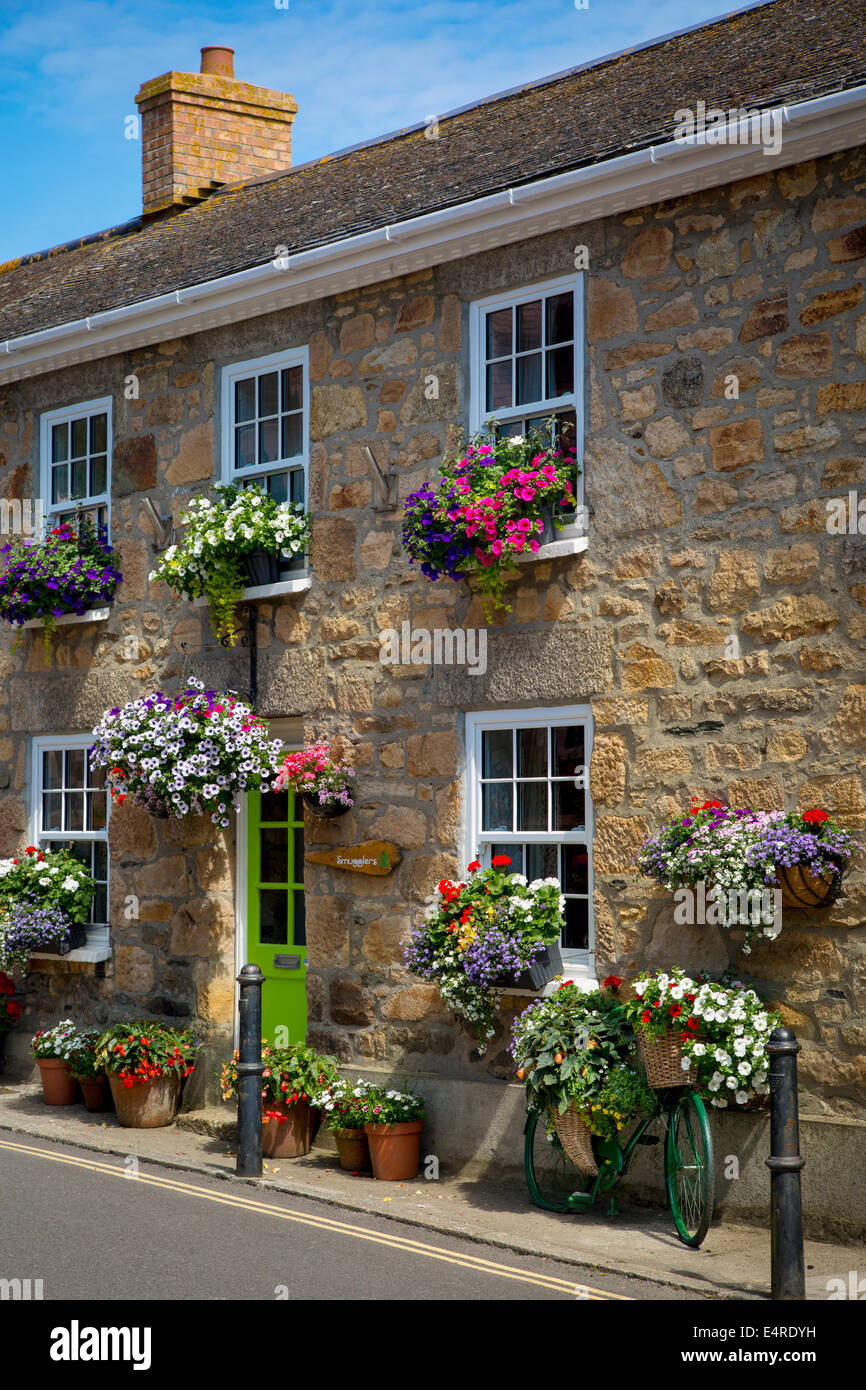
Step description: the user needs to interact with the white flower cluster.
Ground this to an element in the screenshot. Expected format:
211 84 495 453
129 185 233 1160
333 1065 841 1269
149 487 310 597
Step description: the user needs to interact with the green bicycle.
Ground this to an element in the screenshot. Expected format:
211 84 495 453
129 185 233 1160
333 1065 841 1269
524 1086 715 1248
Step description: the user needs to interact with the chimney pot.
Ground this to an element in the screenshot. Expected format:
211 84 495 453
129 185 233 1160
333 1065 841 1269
200 46 235 77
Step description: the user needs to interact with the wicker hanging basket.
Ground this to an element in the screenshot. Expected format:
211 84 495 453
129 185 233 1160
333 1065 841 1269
638 1030 696 1089
775 858 845 910
551 1103 598 1176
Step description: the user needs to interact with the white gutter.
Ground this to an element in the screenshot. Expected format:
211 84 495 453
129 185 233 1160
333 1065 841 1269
3 83 866 384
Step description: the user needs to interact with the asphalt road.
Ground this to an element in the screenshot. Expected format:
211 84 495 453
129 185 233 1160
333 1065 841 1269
0 1132 694 1301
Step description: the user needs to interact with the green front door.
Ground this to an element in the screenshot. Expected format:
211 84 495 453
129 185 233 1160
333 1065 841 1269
246 787 308 1045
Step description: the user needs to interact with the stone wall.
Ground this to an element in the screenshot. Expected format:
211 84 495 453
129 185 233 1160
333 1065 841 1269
0 144 864 1122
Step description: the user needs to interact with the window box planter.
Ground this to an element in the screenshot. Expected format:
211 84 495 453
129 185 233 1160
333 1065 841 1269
242 549 281 587
20 606 111 631
32 921 88 958
492 941 563 992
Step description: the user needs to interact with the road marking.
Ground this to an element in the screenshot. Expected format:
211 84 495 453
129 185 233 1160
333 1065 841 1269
0 1136 630 1299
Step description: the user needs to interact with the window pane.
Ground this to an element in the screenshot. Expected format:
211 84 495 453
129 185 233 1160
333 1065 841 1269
492 844 522 873
517 781 547 831
87 790 107 831
553 726 585 778
546 292 573 345
516 353 542 406
90 455 107 496
293 889 306 946
516 299 542 353
563 897 588 951
282 366 302 413
563 845 589 896
258 372 279 418
65 792 84 831
92 884 107 924
42 792 62 830
546 345 574 399
51 423 68 464
260 789 289 822
268 471 289 504
89 413 107 453
482 729 512 778
486 360 512 411
289 469 304 505
70 458 87 499
235 378 256 423
235 423 256 470
71 418 88 458
526 843 558 880
93 841 108 881
554 781 585 832
259 418 279 465
261 828 288 883
486 308 512 359
259 889 288 945
517 727 547 778
52 465 68 505
43 749 63 788
555 409 577 459
65 749 85 786
281 413 302 460
482 782 513 833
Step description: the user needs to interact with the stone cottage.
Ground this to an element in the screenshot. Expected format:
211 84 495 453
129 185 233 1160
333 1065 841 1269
0 0 864 1235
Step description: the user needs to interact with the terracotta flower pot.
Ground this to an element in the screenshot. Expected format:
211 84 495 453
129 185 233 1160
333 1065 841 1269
364 1120 423 1180
108 1072 181 1127
333 1126 371 1171
37 1057 77 1106
262 1099 314 1158
77 1074 113 1113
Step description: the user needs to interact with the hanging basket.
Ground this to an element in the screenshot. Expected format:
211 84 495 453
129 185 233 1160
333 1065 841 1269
551 1103 598 1176
638 1030 696 1090
302 792 352 819
775 856 845 910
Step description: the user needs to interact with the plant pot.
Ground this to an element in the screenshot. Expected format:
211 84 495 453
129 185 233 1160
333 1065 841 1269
77 1074 113 1113
638 1030 696 1089
32 921 88 957
262 1099 314 1157
242 550 281 587
364 1120 423 1180
775 858 845 910
493 941 563 992
551 1103 598 1176
108 1072 181 1127
333 1126 371 1171
302 791 352 819
36 1057 78 1105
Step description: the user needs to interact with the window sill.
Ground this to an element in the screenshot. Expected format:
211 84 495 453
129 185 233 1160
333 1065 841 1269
21 607 111 631
502 964 598 998
192 575 311 606
30 926 110 964
514 534 588 565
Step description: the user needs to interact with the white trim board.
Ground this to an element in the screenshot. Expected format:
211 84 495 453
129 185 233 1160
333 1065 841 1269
3 86 865 385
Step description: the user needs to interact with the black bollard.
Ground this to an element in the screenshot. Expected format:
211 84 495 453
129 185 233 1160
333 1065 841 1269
236 963 265 1178
766 1026 806 1301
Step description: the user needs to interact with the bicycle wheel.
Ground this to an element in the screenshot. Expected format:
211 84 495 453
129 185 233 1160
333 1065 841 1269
664 1090 714 1247
524 1108 593 1213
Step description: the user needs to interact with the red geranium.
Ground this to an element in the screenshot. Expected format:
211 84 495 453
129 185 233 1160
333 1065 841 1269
467 860 481 873
641 1010 651 1024
491 855 512 867
602 975 622 989
802 808 829 824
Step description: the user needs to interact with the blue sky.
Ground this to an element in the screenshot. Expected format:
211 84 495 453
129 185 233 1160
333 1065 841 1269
1 0 748 263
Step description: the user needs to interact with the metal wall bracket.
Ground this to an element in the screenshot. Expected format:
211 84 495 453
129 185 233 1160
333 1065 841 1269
221 603 258 709
364 445 396 511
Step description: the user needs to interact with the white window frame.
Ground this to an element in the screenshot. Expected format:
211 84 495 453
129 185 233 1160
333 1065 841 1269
220 346 310 495
465 706 595 988
469 274 585 540
28 733 111 963
39 396 113 539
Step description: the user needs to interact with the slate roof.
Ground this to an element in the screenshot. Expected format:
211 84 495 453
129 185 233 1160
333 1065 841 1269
1 0 865 341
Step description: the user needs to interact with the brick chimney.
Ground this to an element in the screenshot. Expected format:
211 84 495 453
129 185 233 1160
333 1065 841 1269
135 48 297 217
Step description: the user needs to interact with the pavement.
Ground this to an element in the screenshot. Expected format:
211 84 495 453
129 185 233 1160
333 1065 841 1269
0 1080 854 1301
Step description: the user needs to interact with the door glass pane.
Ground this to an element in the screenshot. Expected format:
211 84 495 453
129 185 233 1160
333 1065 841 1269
526 843 558 880
486 361 512 411
486 308 512 359
281 413 302 460
235 378 256 423
66 749 85 787
51 423 69 463
517 781 547 831
516 299 542 352
282 366 302 412
482 782 512 832
293 827 304 885
235 423 256 470
517 728 547 778
554 781 585 832
546 345 573 399
516 353 541 406
89 413 107 453
259 889 288 945
258 372 279 418
293 890 306 946
259 418 279 465
553 726 585 778
482 728 512 778
563 896 588 951
71 418 88 457
546 292 573 345
563 845 589 896
43 750 63 788
261 828 288 883
260 790 289 822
